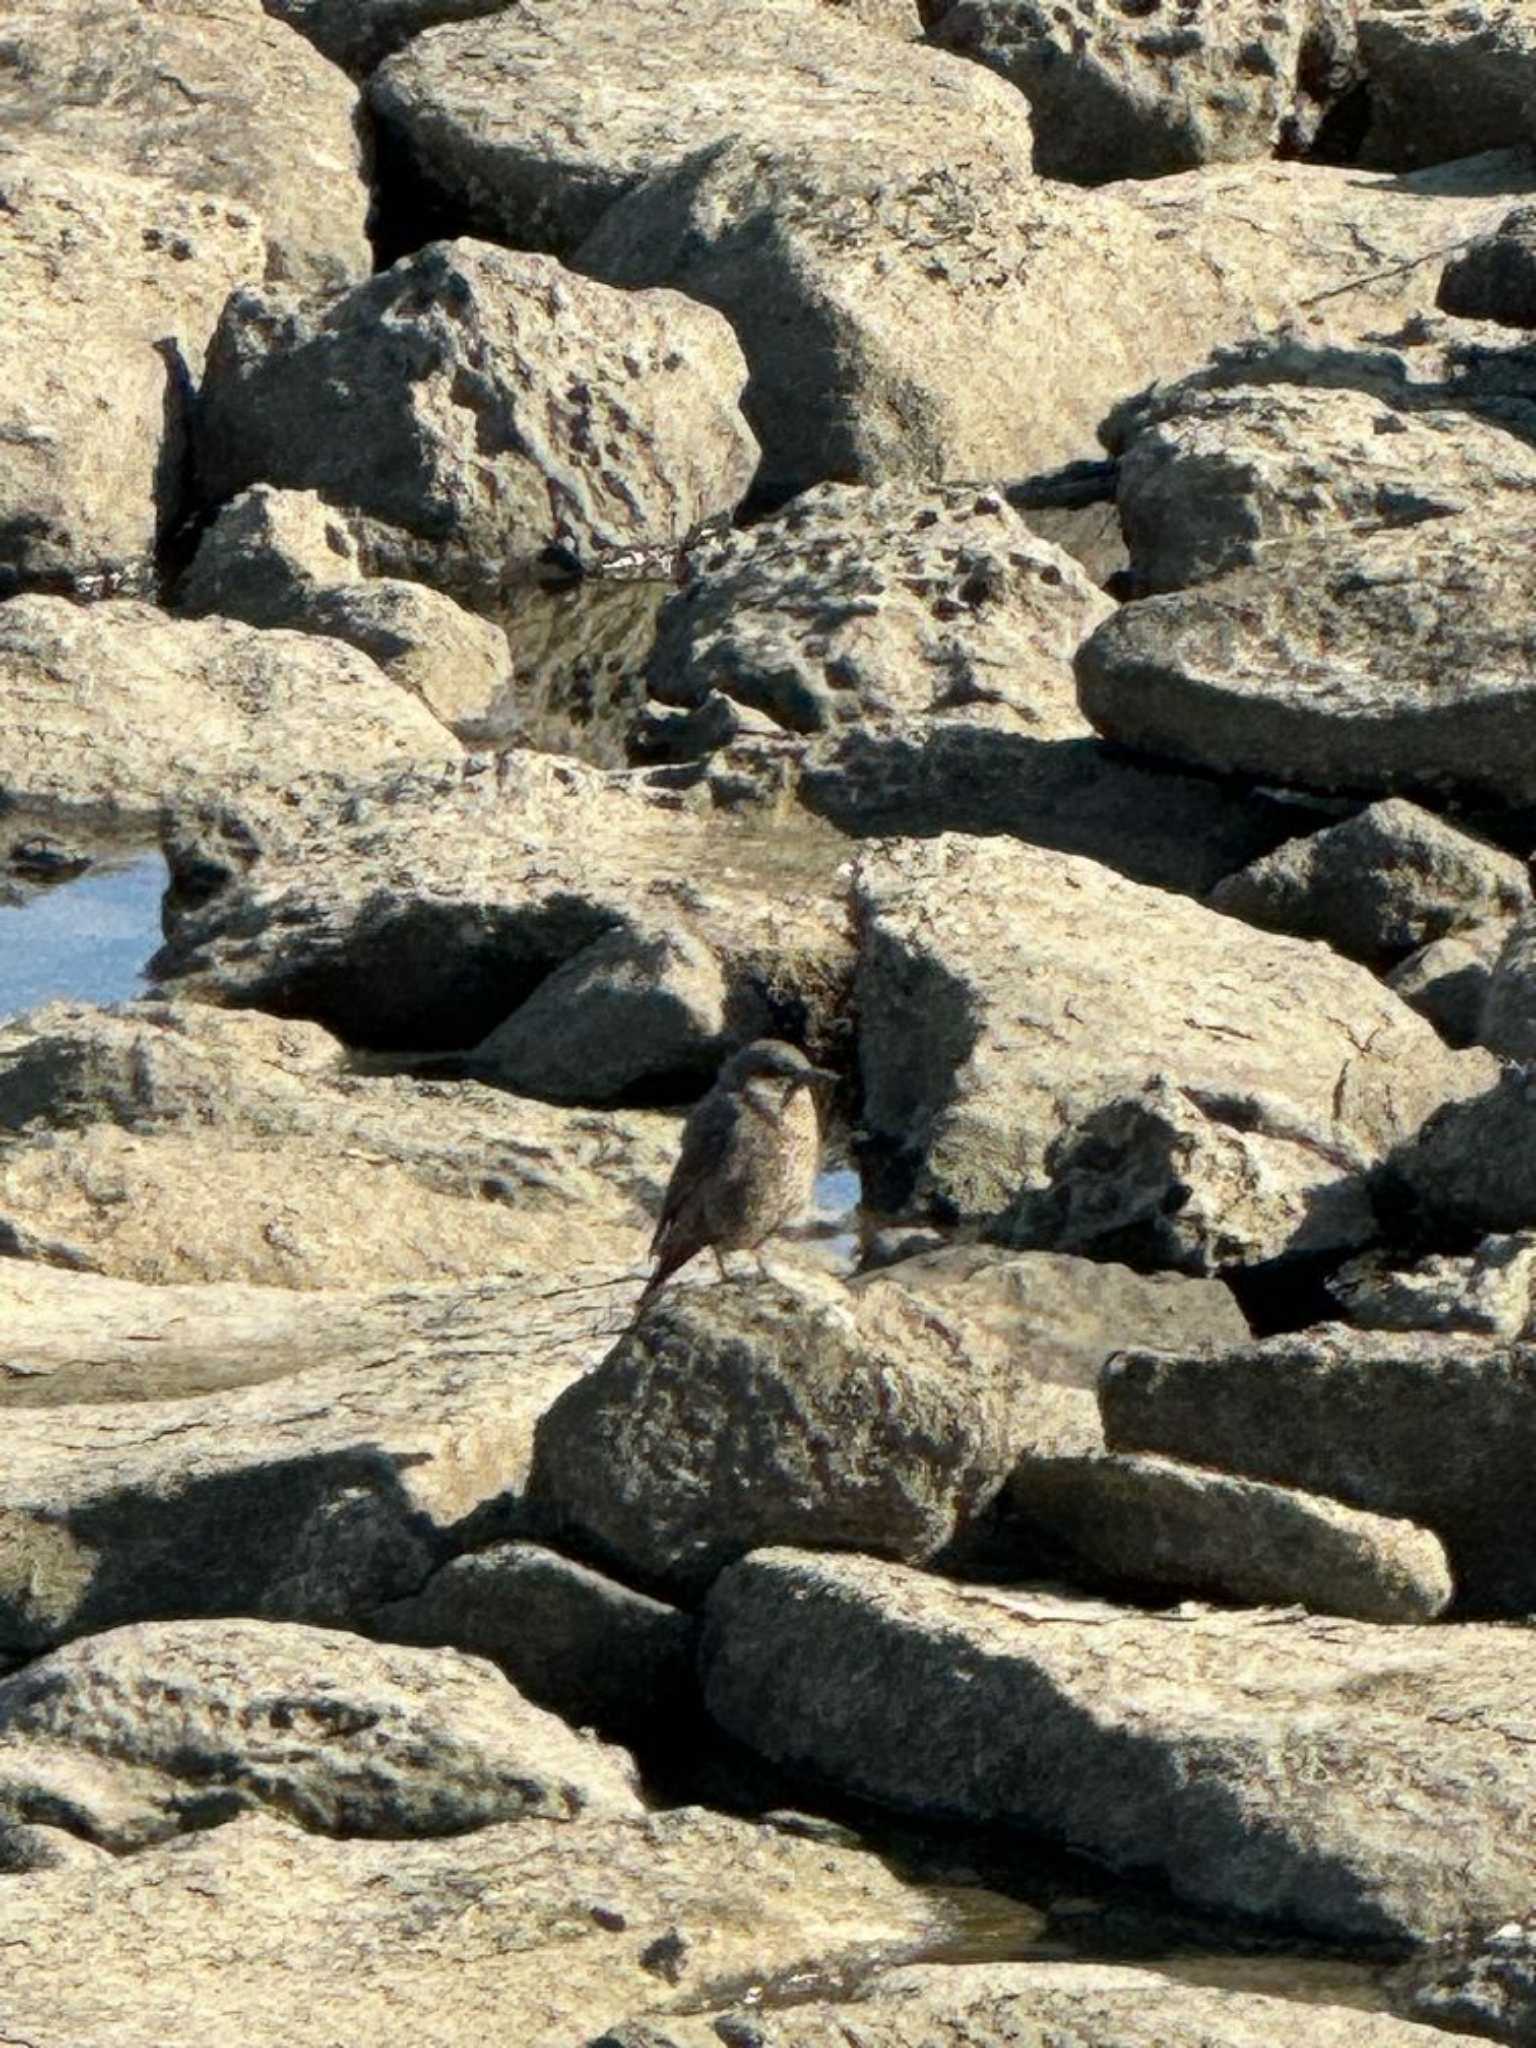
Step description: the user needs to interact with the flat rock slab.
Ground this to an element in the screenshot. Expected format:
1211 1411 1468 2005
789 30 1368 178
0 0 370 292
853 834 1493 1264
152 755 853 1066
703 1549 1536 1942
1000 1450 1452 1621
0 597 458 828
0 1806 952 2048
0 144 266 600
0 1276 612 1655
646 481 1108 739
1077 519 1536 813
611 1960 1484 2048
196 239 757 599
0 1617 640 1849
1101 1326 1536 1613
0 999 670 1287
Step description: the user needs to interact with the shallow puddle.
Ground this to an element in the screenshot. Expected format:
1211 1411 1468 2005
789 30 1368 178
0 851 167 1024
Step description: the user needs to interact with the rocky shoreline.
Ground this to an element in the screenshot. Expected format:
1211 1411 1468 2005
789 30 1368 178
7 0 1536 2042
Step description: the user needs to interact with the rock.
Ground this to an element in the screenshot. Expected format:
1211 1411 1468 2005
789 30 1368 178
0 1273 611 1655
195 240 758 602
1397 1924 1536 2046
496 580 671 764
178 488 514 730
366 0 1029 259
370 1541 699 1743
1116 385 1536 592
0 998 671 1287
1329 1235 1536 1338
0 143 265 600
151 755 852 1065
1358 1 1536 171
850 1243 1247 1389
798 724 1304 897
853 834 1493 1266
0 596 458 828
608 1960 1489 2048
0 1806 953 2048
470 924 728 1105
921 0 1358 183
1379 1066 1536 1240
1440 203 1536 327
0 0 369 293
1101 1325 1536 1611
1478 906 1536 1059
580 140 1536 503
1077 518 1536 813
645 482 1108 739
525 1274 1020 1600
1207 799 1529 969
0 1618 641 1850
703 1548 1536 1940
263 0 508 75
997 1450 1453 1621
1387 928 1504 1048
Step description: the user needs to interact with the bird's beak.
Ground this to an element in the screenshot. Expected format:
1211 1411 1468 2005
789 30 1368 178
804 1066 839 1091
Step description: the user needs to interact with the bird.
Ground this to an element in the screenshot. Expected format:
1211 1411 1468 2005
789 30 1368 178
641 1039 835 1304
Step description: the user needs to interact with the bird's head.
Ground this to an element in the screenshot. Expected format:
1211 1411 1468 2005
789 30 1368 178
721 1039 836 1116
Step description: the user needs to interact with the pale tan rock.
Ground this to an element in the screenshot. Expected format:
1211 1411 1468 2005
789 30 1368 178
0 0 370 292
0 144 265 599
196 240 758 601
0 1618 641 1849
647 482 1108 738
1388 927 1504 1048
1380 1065 1536 1240
0 597 459 828
1479 907 1536 1059
704 1549 1536 1940
1329 1235 1536 1339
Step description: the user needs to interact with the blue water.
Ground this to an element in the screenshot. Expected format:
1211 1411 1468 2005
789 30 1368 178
0 854 166 1024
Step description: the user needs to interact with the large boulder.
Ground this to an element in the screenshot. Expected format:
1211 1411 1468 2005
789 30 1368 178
0 1619 640 1849
580 142 1536 503
1077 518 1536 814
1116 385 1536 593
0 597 458 828
853 834 1493 1267
525 1275 1023 1600
703 1549 1536 1941
1101 1326 1536 1611
0 144 265 600
1439 204 1536 328
0 998 671 1288
1378 1066 1536 1240
1478 906 1536 1060
1357 0 1536 170
921 0 1358 183
0 1806 952 2048
646 482 1108 739
366 0 1029 259
195 240 757 600
150 756 853 1067
0 0 369 292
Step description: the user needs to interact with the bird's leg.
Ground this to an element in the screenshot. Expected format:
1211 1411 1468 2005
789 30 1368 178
713 1247 730 1284
754 1251 771 1283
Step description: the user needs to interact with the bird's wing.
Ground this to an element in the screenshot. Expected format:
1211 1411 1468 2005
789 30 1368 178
649 1084 746 1258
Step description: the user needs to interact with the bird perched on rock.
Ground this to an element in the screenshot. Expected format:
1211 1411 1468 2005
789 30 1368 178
642 1039 834 1303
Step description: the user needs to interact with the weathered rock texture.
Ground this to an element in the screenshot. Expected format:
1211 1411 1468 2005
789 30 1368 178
999 1450 1453 1621
1358 0 1536 170
647 482 1107 738
1380 1067 1536 1240
0 144 265 600
854 834 1493 1268
1388 927 1504 1049
581 141 1536 501
1116 386 1536 593
703 1549 1536 1940
152 756 853 1067
1440 203 1536 328
371 1541 699 1742
922 0 1359 182
526 1276 1018 1599
0 0 370 292
367 0 1028 257
1329 1236 1536 1339
1478 907 1536 1060
0 1619 641 1849
1078 518 1536 813
264 0 507 74
0 999 670 1287
1102 1327 1536 1610
0 597 457 827
196 240 757 600
1208 799 1529 969
0 1807 952 2048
